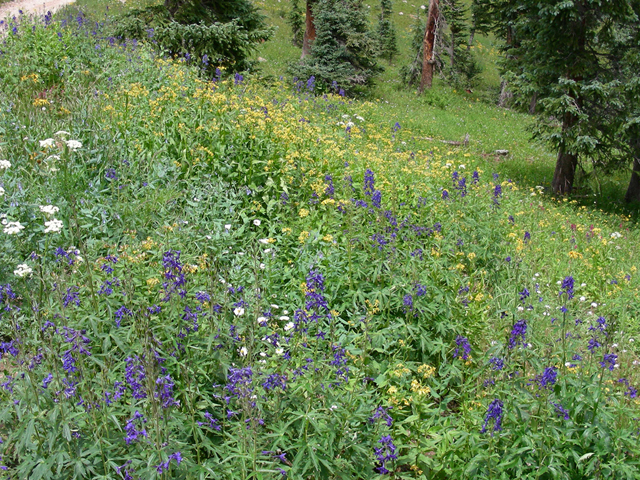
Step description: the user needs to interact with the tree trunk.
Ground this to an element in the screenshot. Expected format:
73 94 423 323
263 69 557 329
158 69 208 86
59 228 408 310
467 29 474 51
552 111 579 194
552 150 578 195
301 0 316 59
497 79 510 107
625 141 640 203
418 0 439 93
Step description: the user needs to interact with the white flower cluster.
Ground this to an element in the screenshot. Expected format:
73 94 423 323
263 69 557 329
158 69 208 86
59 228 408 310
0 186 4 197
4 221 25 235
0 160 11 170
39 204 60 216
44 218 63 234
14 263 33 277
39 133 82 152
65 140 82 151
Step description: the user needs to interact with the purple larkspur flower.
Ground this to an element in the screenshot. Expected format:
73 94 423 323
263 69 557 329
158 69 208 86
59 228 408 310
481 398 504 433
552 402 570 420
369 406 393 427
600 353 617 371
560 276 574 300
536 367 558 388
454 336 471 360
489 357 504 371
374 435 397 474
124 411 147 445
509 320 527 349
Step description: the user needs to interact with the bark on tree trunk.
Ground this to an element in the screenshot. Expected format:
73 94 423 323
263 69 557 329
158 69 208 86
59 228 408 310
418 0 439 93
497 79 510 107
552 150 578 195
552 110 579 195
467 29 474 51
624 141 640 203
301 0 316 59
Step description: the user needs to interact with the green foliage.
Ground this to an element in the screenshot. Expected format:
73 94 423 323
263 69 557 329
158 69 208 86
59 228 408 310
288 0 381 95
399 8 426 87
376 0 398 62
440 0 482 87
486 0 640 190
112 0 274 72
401 1 481 90
286 0 305 47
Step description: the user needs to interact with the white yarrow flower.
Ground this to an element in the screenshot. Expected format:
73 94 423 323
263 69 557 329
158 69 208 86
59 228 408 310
65 140 82 151
234 307 245 316
14 263 33 277
253 219 261 226
611 232 622 239
0 187 4 196
4 221 25 235
39 205 60 216
225 224 231 230
279 315 290 321
44 218 63 233
40 138 56 148
55 130 71 137
0 160 11 169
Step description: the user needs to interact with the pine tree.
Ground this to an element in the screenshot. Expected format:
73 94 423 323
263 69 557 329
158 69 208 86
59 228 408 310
376 0 398 62
287 0 305 47
402 0 479 90
439 0 479 86
399 9 428 87
289 0 381 95
116 0 273 73
487 0 639 195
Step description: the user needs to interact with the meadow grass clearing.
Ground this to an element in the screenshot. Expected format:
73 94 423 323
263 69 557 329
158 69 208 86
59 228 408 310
0 4 639 479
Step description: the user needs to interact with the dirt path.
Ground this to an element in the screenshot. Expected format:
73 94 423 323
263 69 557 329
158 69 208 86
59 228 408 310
0 0 75 19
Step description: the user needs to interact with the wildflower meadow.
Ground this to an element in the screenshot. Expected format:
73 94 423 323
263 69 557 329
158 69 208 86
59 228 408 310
1 7 640 480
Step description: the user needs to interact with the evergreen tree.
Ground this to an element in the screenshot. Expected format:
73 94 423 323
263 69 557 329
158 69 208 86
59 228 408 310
163 0 266 31
289 0 381 95
287 0 305 47
376 0 398 62
401 0 479 90
399 8 428 87
468 0 494 45
115 0 273 72
440 0 479 86
486 0 639 195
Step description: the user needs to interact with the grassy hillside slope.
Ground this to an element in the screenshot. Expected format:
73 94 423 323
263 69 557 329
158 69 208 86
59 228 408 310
0 6 639 479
